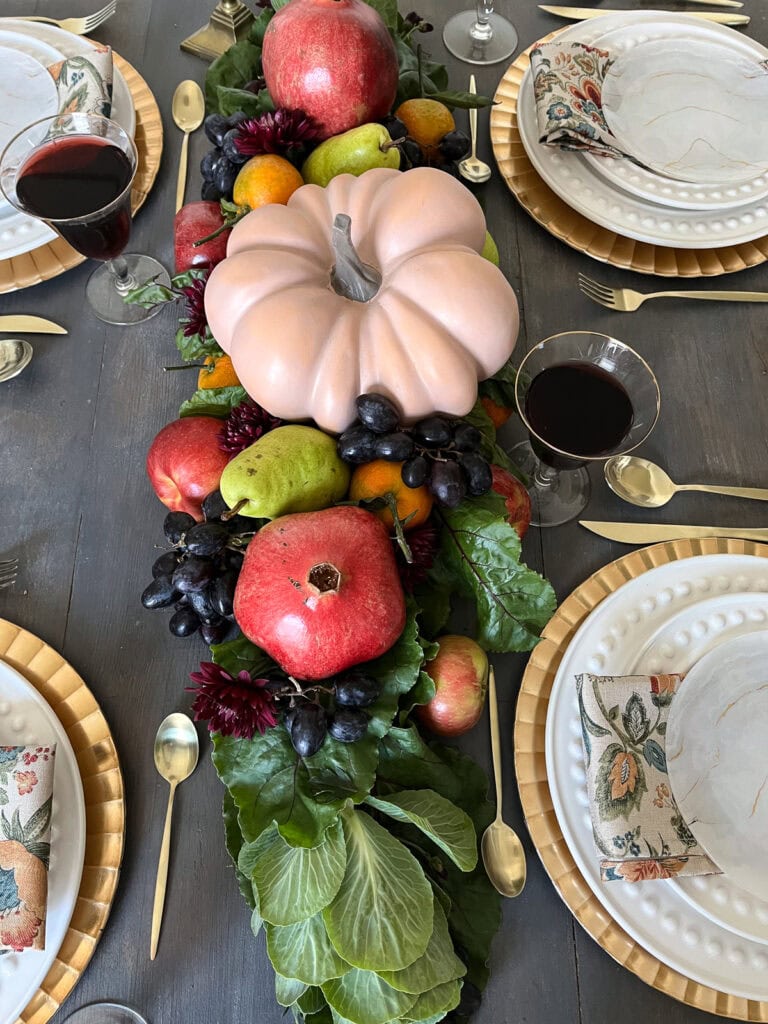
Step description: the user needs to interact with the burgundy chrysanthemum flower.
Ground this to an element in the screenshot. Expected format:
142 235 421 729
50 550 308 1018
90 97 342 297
396 519 440 591
219 399 283 456
180 272 209 338
188 662 278 739
234 107 324 158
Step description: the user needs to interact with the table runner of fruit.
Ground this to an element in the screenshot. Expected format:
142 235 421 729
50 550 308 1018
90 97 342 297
131 3 556 1022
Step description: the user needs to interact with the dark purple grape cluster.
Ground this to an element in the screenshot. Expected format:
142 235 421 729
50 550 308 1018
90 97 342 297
278 670 381 757
141 490 255 642
380 115 471 174
338 394 493 510
199 112 249 202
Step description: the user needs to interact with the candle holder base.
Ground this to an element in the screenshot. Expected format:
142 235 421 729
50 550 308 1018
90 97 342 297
180 0 255 62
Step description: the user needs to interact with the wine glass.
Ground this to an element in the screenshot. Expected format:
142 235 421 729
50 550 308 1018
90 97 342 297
63 1003 149 1024
443 1 518 66
509 331 661 528
0 112 169 326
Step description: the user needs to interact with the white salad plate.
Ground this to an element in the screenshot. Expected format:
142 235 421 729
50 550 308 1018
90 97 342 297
0 657 86 1024
667 632 768 905
545 554 768 999
602 40 768 186
517 11 768 248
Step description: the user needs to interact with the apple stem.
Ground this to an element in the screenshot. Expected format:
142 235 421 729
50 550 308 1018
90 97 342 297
330 214 382 302
221 498 249 521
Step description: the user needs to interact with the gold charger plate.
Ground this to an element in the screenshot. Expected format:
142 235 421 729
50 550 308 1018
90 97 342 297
0 52 163 295
490 35 768 277
0 619 125 1024
514 538 768 1020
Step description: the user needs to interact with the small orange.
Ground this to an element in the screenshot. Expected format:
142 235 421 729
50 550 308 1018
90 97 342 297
232 154 304 210
480 395 513 429
197 354 240 390
349 460 433 531
395 98 455 157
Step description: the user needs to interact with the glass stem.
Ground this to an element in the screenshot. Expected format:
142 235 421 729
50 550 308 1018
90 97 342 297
533 461 559 490
107 256 137 295
471 0 494 42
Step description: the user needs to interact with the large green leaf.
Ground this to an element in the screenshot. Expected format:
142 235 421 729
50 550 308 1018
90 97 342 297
266 913 350 985
211 635 280 679
240 820 346 925
364 602 428 739
401 980 461 1021
298 988 327 1015
365 791 477 871
361 0 398 29
205 39 263 112
179 385 247 419
379 900 465 995
323 969 416 1024
222 790 255 909
275 974 307 1007
324 809 433 972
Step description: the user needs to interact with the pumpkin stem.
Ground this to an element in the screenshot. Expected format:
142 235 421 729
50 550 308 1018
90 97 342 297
330 214 382 303
308 562 342 594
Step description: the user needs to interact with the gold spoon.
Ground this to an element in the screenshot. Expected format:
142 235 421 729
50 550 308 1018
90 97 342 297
0 339 33 382
171 80 205 214
604 454 768 509
150 713 199 960
480 667 527 898
458 75 492 185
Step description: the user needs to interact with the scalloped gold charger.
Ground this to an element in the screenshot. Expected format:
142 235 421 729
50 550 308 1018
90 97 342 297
490 35 768 277
0 51 163 294
0 619 125 1024
514 538 768 1020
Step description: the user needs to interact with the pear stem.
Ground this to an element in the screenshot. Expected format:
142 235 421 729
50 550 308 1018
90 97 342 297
221 498 248 521
330 214 382 302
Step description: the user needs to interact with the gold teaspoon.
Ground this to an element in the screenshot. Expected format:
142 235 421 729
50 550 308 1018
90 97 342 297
604 455 768 509
172 80 205 214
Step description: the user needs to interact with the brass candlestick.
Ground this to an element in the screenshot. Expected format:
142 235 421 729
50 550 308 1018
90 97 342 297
180 0 255 61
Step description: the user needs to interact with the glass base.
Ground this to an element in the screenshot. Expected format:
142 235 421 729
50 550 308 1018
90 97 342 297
63 1003 149 1024
509 441 591 528
442 9 519 65
86 254 170 325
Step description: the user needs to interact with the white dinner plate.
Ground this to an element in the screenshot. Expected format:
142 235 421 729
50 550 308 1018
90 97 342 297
516 11 768 248
544 554 768 999
602 40 768 186
0 47 58 163
667 632 768 904
0 658 86 1024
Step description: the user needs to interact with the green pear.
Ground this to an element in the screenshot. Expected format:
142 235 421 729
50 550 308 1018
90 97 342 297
302 123 401 187
220 424 350 519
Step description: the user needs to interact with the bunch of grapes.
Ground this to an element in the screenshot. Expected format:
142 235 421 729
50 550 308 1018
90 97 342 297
141 490 255 642
279 671 381 757
199 111 250 202
338 394 493 509
380 115 470 176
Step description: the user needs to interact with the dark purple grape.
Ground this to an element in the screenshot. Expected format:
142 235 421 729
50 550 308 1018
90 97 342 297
200 149 220 182
222 129 248 165
187 588 220 624
401 455 429 489
202 489 229 522
224 514 258 536
163 510 195 546
172 556 217 594
243 78 265 94
356 393 401 434
201 180 221 201
174 596 189 609
399 138 424 169
210 571 237 618
152 551 181 578
201 620 229 645
380 115 408 141
222 548 245 572
185 522 230 557
226 111 248 128
214 156 239 195
204 113 229 148
429 460 466 508
337 424 378 464
459 452 493 496
334 673 381 708
290 704 327 757
169 606 200 637
283 706 298 734
141 575 178 609
412 416 453 448
329 708 369 743
438 129 471 161
374 431 414 461
453 422 482 452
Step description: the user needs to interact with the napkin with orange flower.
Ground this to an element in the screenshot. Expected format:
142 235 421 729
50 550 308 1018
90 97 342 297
0 744 55 951
576 673 720 882
49 48 113 117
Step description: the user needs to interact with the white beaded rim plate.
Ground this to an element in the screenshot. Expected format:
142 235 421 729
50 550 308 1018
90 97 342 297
544 554 768 999
0 658 86 1024
516 12 768 248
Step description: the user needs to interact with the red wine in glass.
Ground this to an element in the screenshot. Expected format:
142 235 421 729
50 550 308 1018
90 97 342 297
15 136 132 261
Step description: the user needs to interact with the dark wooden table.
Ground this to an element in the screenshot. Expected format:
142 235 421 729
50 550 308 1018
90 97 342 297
1 0 767 1020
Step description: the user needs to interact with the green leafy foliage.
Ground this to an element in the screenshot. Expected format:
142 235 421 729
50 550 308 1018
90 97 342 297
222 790 256 909
378 900 465 995
478 356 517 412
266 913 350 985
276 974 308 1008
205 10 273 113
362 0 399 30
178 385 247 419
463 401 519 479
365 790 477 871
175 325 221 362
211 635 280 678
323 969 417 1024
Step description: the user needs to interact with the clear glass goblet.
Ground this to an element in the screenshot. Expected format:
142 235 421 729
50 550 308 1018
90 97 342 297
0 112 169 326
63 1003 149 1024
443 1 518 65
510 331 661 528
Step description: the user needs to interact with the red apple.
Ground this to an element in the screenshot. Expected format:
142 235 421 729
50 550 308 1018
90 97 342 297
146 416 230 521
262 0 399 140
174 202 230 273
491 464 532 539
416 635 489 737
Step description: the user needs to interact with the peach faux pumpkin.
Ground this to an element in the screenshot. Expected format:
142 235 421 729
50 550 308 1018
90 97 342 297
205 167 519 434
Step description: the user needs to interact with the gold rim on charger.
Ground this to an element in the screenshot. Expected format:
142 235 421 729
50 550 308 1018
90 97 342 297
0 619 125 1024
491 34 768 277
515 538 768 1020
0 51 163 295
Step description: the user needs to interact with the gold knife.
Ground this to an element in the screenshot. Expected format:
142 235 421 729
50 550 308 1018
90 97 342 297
0 315 67 334
538 6 750 25
580 521 768 544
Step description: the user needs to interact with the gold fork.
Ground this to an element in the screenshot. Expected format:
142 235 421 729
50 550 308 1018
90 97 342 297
0 557 18 591
578 273 768 312
11 0 117 35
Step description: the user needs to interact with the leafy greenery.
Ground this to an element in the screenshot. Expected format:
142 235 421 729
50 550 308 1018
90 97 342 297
365 790 477 871
266 913 350 985
174 325 221 362
178 385 246 419
205 10 273 113
478 355 517 412
222 790 256 908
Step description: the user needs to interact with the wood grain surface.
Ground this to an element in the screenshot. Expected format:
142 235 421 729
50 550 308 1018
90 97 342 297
0 1 766 1022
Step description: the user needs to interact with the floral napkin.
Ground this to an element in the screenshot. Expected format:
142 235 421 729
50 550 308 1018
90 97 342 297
530 41 625 157
0 744 56 951
49 47 113 118
576 673 720 882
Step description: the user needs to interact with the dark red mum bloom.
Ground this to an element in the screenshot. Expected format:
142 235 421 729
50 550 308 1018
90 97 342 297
188 662 278 739
396 519 440 591
180 272 209 338
234 108 324 158
219 399 283 456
